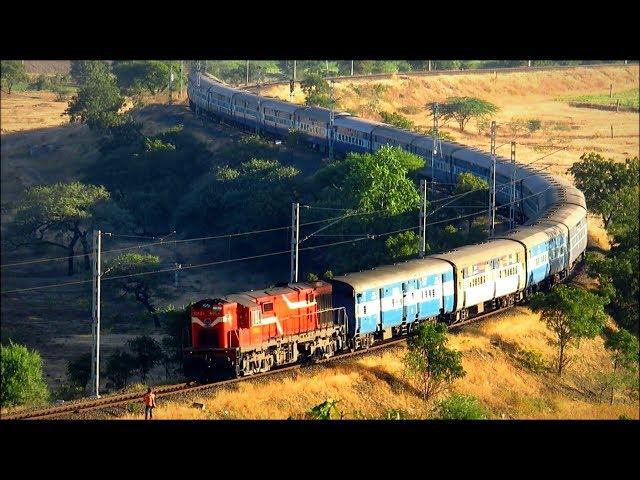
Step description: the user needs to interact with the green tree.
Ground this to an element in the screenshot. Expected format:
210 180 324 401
0 341 50 407
66 67 125 132
66 353 92 393
6 182 125 276
529 285 608 376
105 253 164 327
435 393 488 419
301 72 332 108
404 322 465 400
112 60 170 96
330 146 424 214
104 350 137 390
568 154 639 229
454 172 489 233
602 326 639 404
440 97 499 133
379 111 415 130
127 336 163 381
588 247 639 334
1 60 28 94
69 60 110 86
385 231 421 261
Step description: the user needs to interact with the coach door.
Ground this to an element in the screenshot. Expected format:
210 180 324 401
403 279 418 323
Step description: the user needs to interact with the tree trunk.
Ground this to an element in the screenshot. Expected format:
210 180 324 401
140 297 160 328
610 360 617 405
67 231 81 276
80 231 91 271
557 342 565 376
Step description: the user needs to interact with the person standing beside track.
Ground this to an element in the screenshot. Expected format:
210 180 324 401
143 388 156 420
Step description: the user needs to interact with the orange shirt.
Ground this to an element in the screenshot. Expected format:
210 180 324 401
143 393 156 407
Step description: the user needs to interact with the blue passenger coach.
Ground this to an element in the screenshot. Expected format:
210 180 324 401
330 258 454 343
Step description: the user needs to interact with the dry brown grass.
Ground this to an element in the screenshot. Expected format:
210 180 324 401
1 91 70 133
265 66 640 181
116 307 638 420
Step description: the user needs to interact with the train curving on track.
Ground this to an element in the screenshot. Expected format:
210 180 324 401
182 71 588 380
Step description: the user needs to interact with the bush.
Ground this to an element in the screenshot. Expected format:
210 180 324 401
0 341 50 408
67 352 92 391
517 348 548 374
527 119 542 133
52 384 85 402
435 393 488 420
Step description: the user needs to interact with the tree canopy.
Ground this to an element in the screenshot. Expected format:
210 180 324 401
439 97 499 132
105 253 164 327
404 321 465 400
569 153 639 229
1 60 28 94
6 182 128 276
69 60 110 86
301 72 332 108
530 285 608 376
66 66 125 132
112 60 171 96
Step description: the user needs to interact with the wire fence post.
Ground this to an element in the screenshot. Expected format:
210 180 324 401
90 229 101 399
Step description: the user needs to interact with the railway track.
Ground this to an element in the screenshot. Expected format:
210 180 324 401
1 307 498 421
3 261 586 421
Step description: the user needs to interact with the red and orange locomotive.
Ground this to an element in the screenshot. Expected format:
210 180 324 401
184 281 346 378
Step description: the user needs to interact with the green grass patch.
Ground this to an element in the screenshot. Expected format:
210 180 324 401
557 89 639 110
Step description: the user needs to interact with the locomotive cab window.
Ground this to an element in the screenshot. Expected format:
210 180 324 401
262 302 273 313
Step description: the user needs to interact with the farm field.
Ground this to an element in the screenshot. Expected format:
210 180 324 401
1 64 638 417
558 88 639 110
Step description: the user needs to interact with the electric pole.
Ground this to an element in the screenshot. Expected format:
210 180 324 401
328 80 335 160
180 60 183 99
169 63 174 104
428 60 432 72
351 60 354 76
509 141 517 230
290 202 300 283
489 121 497 238
90 229 102 398
293 60 297 82
256 78 261 136
419 179 428 258
246 60 249 85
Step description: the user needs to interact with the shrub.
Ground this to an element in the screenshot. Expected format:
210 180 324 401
517 348 548 374
435 393 488 420
527 119 542 133
399 105 422 115
305 399 342 419
0 341 50 408
52 384 85 402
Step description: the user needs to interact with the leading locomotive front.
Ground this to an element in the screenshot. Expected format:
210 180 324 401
184 298 239 379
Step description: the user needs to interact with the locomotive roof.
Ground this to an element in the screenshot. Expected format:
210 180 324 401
224 281 331 307
331 257 451 292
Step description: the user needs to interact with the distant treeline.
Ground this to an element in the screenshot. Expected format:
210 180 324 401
198 60 633 85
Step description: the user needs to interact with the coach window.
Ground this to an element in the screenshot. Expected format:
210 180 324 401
262 302 273 314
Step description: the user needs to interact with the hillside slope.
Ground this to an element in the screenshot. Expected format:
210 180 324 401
113 302 638 420
265 65 639 181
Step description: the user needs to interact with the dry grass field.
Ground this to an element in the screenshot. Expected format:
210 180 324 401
116 302 638 420
264 65 640 181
